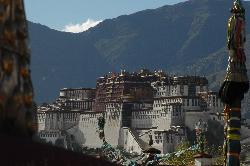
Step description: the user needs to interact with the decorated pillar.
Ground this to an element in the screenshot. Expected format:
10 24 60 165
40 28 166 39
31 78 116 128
219 0 249 165
195 120 208 154
0 0 34 137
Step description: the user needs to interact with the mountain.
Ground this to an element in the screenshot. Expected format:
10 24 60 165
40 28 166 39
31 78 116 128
29 23 113 102
28 0 250 103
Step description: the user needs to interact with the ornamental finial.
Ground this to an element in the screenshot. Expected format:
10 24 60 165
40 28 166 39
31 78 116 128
231 0 245 14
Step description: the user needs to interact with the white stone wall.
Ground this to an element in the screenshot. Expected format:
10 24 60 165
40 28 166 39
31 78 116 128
145 128 186 154
131 104 184 131
104 111 122 147
157 109 172 130
78 110 123 148
62 112 80 130
154 97 201 112
60 88 95 100
153 83 211 113
44 112 79 131
37 113 46 132
131 110 154 129
153 98 183 109
78 113 103 148
183 85 189 96
152 131 164 153
39 131 62 144
122 128 142 154
162 133 174 153
183 98 201 111
104 103 123 147
154 85 189 97
162 129 185 154
206 93 224 113
152 102 184 130
45 113 61 130
36 109 186 154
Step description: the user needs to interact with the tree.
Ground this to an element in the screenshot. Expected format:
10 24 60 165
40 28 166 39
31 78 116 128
164 141 196 166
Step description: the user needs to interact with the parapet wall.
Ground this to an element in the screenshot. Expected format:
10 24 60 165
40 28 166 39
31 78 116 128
77 111 122 148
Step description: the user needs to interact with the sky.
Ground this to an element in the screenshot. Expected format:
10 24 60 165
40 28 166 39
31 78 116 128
24 0 187 33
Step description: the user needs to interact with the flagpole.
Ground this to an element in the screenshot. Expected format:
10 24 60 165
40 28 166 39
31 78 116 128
219 0 249 165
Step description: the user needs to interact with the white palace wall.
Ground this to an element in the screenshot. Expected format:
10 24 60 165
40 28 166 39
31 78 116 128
77 110 123 148
78 112 103 148
37 113 46 132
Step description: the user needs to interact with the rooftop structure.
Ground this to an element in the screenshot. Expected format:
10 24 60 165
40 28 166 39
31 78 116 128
94 70 157 112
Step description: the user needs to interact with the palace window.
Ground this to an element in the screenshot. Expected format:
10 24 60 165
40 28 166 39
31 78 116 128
180 85 184 95
188 85 196 96
166 136 169 143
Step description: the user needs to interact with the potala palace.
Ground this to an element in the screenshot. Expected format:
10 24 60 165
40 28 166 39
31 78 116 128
36 69 226 154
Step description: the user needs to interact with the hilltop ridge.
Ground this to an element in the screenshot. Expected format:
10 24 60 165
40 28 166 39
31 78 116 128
28 0 250 102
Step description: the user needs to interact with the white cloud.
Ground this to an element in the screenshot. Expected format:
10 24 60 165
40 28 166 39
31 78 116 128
63 19 102 33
